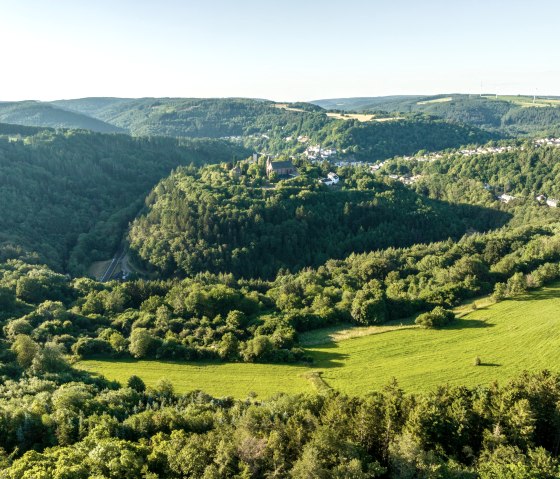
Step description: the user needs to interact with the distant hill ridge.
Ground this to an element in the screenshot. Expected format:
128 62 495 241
0 100 124 133
312 94 560 135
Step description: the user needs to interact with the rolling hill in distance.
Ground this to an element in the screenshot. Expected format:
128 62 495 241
0 100 124 133
1 93 559 143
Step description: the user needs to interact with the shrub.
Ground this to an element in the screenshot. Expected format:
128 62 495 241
127 375 146 392
415 306 455 329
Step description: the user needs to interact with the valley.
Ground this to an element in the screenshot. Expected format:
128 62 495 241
1 91 560 478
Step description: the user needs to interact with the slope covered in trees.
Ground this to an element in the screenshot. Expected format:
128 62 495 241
1 222 559 366
128 161 508 279
0 101 123 133
0 124 248 274
314 94 560 136
49 97 495 160
386 144 560 201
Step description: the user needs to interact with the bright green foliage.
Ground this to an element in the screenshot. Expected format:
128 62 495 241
78 281 560 398
414 306 455 328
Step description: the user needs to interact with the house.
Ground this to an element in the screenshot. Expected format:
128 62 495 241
498 194 516 204
547 198 558 208
536 194 547 202
319 173 341 186
266 157 297 177
327 172 339 184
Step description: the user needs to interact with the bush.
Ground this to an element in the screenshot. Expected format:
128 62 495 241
127 375 146 392
415 306 455 329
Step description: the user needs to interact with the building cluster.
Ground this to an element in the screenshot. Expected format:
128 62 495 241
536 194 559 208
498 193 559 207
535 138 560 147
460 145 517 156
388 174 423 185
305 145 338 162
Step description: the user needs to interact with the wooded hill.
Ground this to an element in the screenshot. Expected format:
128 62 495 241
128 160 510 279
0 101 123 133
0 98 496 160
0 124 248 275
313 94 560 136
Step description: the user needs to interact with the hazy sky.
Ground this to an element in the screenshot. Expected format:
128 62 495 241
1 0 559 101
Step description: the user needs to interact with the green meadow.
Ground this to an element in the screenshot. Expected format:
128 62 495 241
77 283 560 398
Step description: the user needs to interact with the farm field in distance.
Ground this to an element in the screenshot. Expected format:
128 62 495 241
77 282 560 398
482 94 560 107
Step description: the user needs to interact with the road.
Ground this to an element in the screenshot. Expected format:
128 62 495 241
100 248 126 282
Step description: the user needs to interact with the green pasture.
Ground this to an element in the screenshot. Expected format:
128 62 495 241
77 283 560 398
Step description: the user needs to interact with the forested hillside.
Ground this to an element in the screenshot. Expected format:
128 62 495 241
49 97 495 159
314 94 560 136
128 161 508 278
386 144 560 200
0 124 248 274
0 101 123 133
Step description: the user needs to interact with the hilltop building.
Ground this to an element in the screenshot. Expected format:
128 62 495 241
266 158 297 177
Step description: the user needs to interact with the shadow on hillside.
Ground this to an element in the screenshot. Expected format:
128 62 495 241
479 362 501 367
444 318 494 330
510 287 560 302
307 342 350 369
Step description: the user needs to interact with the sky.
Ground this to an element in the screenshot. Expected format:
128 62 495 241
1 0 559 101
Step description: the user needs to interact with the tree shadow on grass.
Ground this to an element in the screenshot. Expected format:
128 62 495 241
478 362 501 367
509 287 560 302
443 318 495 330
306 342 350 369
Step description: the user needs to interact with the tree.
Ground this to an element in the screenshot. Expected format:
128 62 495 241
11 335 39 368
129 328 156 359
127 375 146 392
31 342 69 374
351 281 386 325
507 272 527 297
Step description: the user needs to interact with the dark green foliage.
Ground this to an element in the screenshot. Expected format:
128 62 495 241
0 125 248 273
128 162 508 278
127 375 146 392
0 101 122 132
52 97 495 160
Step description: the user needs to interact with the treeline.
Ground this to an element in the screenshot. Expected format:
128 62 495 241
2 222 560 365
128 161 508 279
0 125 248 274
0 369 560 478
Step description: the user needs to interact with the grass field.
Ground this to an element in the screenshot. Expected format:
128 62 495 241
325 112 403 122
417 97 453 105
87 260 113 281
482 95 560 108
77 283 560 398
